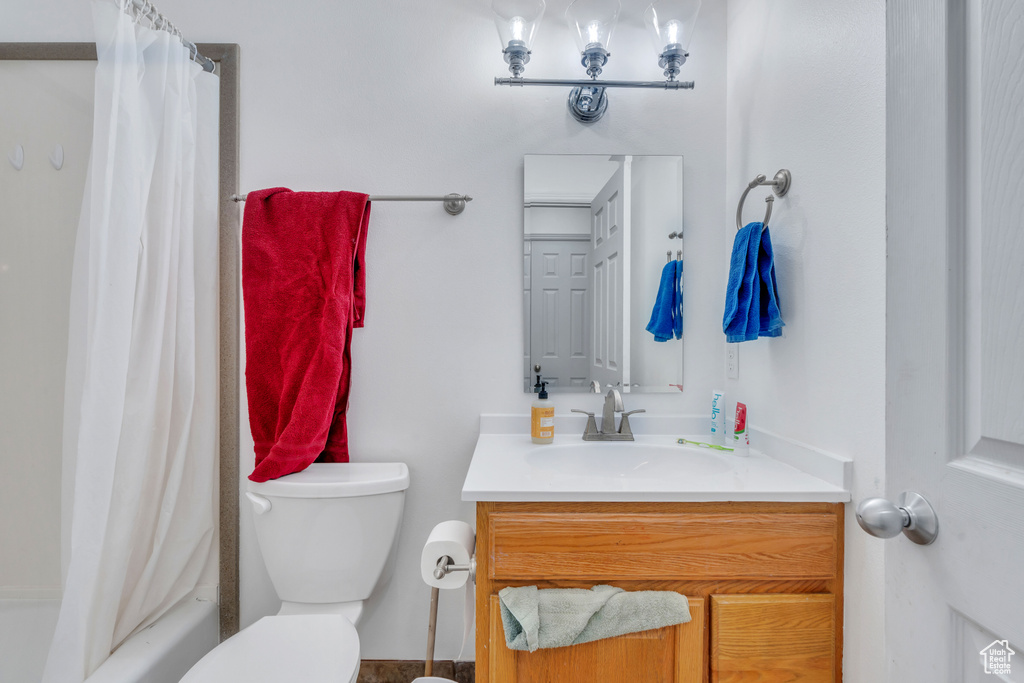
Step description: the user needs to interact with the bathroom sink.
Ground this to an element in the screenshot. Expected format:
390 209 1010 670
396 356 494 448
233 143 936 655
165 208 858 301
524 442 731 479
461 415 852 503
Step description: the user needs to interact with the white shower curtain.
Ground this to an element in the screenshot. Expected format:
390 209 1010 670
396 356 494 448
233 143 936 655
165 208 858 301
43 1 219 680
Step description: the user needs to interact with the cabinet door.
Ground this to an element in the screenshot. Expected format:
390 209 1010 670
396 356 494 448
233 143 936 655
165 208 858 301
489 595 706 683
711 594 836 683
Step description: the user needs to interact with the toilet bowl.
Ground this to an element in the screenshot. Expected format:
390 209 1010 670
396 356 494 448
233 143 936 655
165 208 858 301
182 615 361 682
181 462 410 683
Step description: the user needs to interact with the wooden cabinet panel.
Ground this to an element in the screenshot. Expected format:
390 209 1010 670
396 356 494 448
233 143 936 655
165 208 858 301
488 595 706 683
489 512 838 581
475 502 844 683
711 594 835 683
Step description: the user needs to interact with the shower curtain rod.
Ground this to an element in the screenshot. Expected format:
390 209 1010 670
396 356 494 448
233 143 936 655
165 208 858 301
230 193 474 216
126 0 215 73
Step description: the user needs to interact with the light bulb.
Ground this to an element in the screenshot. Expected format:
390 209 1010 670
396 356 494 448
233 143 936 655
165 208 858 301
665 19 681 46
510 16 525 41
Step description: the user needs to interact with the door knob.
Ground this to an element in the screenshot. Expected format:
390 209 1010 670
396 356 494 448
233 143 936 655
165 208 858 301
856 491 938 545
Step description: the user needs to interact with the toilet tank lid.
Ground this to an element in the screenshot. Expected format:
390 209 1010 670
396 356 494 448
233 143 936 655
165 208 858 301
249 462 410 498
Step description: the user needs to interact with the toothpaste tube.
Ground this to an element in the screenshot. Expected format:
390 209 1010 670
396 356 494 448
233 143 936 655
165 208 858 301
711 390 726 445
732 402 749 456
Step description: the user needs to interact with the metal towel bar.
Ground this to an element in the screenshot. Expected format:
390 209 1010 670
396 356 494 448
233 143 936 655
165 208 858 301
231 192 472 215
735 169 791 230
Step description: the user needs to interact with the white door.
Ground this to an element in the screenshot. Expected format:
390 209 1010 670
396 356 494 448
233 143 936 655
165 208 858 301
590 162 630 390
527 238 591 390
885 1 1024 681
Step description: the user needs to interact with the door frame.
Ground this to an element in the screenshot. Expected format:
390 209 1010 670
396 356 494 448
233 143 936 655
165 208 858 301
0 42 242 641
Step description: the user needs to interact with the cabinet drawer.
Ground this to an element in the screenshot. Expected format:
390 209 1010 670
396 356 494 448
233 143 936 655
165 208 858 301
711 594 836 683
489 511 838 581
488 595 706 683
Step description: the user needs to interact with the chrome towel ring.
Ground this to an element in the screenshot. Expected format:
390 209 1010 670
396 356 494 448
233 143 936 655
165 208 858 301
736 169 791 231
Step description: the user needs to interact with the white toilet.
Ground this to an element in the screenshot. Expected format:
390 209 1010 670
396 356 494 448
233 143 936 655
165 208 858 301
181 462 410 683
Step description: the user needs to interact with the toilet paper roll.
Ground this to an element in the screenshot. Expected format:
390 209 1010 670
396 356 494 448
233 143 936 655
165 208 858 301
420 520 475 589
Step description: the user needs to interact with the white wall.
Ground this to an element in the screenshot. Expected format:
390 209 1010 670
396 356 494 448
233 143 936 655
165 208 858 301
0 61 93 597
2 0 729 660
725 1 886 681
523 206 590 235
523 154 619 204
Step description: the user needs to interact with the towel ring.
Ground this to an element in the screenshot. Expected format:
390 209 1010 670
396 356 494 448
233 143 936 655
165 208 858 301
736 169 791 231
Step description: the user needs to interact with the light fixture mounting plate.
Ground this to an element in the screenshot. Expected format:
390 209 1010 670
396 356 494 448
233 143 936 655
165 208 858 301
567 86 608 123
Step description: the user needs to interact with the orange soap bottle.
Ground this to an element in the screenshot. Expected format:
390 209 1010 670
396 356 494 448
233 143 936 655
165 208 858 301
531 382 554 444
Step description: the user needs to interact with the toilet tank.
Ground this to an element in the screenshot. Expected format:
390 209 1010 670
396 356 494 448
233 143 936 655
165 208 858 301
246 463 410 605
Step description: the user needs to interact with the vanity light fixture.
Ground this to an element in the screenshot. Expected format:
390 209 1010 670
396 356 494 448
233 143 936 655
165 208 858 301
492 0 702 123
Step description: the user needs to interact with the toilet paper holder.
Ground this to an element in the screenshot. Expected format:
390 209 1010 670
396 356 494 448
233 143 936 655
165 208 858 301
423 554 476 678
433 554 476 582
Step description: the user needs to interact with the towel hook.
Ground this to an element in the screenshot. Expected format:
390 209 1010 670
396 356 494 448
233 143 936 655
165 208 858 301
736 169 791 231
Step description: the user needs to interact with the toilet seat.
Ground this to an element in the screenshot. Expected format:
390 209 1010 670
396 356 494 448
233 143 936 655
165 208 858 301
180 614 359 683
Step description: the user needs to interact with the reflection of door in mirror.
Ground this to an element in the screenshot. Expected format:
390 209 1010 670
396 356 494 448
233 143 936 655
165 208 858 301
524 155 683 394
589 162 628 391
523 156 620 393
526 240 590 389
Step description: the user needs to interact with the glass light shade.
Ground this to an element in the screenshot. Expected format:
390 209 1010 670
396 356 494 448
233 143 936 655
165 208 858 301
492 0 546 50
643 0 701 54
565 0 621 53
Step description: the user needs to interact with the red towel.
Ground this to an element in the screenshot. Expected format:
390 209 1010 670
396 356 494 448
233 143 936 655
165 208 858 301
242 188 370 482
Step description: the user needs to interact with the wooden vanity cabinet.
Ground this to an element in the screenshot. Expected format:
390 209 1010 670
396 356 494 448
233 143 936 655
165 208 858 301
475 501 844 683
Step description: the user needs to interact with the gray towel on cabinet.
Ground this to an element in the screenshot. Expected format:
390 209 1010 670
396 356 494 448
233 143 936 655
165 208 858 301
498 585 691 652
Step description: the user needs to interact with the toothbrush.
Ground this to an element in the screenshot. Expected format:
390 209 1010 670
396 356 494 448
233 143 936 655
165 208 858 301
677 438 735 452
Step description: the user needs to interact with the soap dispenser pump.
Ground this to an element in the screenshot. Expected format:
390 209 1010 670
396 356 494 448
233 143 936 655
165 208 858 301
531 382 554 444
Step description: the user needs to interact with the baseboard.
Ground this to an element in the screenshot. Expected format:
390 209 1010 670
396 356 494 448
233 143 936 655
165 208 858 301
358 660 474 683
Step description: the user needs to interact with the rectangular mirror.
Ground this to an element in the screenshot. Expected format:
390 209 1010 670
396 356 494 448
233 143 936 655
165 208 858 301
523 154 684 394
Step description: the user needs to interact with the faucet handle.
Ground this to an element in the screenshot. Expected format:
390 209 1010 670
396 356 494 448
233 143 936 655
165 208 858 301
617 409 646 437
571 409 598 440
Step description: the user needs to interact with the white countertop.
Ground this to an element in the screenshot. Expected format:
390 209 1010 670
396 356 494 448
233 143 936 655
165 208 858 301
461 415 851 503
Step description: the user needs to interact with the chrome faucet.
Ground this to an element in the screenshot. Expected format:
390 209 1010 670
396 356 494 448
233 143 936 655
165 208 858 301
571 386 646 441
601 389 624 434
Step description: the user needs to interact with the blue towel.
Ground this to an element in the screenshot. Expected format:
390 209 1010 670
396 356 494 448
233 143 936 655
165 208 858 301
673 260 684 339
646 260 683 342
723 222 784 342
